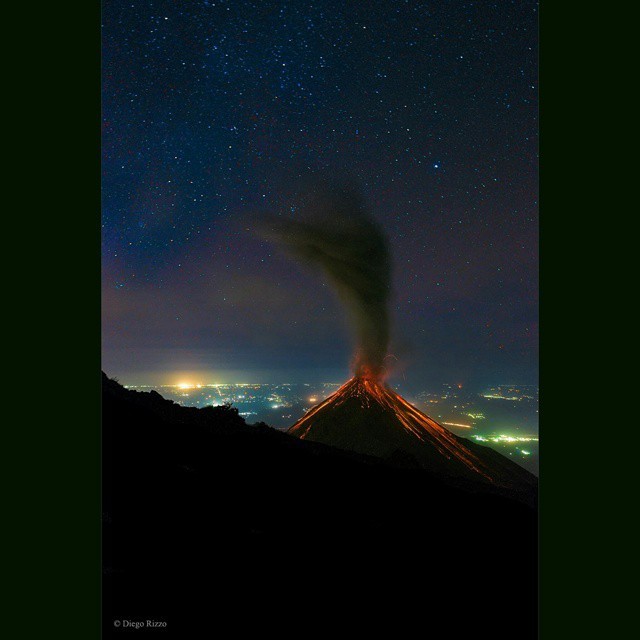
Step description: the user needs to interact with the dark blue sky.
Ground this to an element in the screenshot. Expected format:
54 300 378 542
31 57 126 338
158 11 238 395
102 0 538 389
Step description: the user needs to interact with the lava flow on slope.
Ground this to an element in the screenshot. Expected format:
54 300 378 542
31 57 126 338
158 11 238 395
289 375 537 494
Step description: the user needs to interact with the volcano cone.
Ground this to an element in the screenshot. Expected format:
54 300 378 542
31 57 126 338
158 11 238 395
289 376 536 496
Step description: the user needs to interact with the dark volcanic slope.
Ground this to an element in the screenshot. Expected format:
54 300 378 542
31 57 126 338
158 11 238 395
102 374 537 638
290 376 537 497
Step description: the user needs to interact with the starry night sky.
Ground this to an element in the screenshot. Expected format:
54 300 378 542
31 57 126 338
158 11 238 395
102 0 538 389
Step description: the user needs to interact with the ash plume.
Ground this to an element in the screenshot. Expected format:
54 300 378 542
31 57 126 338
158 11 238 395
258 184 391 379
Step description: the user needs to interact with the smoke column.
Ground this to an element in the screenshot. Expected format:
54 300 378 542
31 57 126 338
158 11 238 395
259 184 391 380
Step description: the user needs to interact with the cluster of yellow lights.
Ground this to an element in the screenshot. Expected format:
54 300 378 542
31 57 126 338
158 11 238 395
176 382 204 390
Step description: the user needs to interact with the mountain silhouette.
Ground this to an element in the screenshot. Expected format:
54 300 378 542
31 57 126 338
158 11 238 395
102 373 537 638
289 376 537 501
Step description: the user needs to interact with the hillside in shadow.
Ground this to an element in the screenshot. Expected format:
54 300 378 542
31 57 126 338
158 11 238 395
102 373 537 638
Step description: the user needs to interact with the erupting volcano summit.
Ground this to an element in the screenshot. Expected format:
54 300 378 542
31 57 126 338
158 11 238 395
289 375 536 494
264 184 536 499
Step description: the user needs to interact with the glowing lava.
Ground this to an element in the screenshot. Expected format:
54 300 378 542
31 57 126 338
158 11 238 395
289 376 497 482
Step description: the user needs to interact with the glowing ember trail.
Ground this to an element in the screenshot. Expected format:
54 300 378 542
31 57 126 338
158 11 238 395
289 376 495 482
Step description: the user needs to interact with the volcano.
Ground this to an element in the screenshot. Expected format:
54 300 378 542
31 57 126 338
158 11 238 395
289 375 536 497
